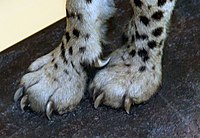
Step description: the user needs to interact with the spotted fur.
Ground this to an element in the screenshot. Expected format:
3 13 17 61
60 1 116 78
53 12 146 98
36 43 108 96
91 0 176 111
14 0 176 118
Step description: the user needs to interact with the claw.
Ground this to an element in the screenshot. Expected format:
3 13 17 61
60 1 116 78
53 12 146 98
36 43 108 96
124 97 132 114
94 92 104 109
20 95 29 111
94 57 110 68
46 101 54 120
14 87 24 102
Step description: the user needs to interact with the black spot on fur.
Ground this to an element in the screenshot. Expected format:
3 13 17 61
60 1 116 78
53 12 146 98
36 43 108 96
73 29 80 38
71 61 75 68
159 40 164 46
152 10 164 20
60 43 68 64
53 78 58 82
79 47 86 53
138 48 149 62
134 0 143 7
86 0 92 3
64 69 69 75
158 0 167 6
121 56 125 61
148 5 152 9
131 35 135 43
138 49 148 57
65 32 70 42
66 10 82 20
139 66 146 72
51 58 55 63
71 61 81 76
69 47 73 55
143 56 149 62
140 16 150 26
71 12 75 18
148 40 157 49
129 49 136 57
124 64 131 67
152 27 163 37
136 31 148 40
54 63 58 69
85 33 90 40
77 13 83 21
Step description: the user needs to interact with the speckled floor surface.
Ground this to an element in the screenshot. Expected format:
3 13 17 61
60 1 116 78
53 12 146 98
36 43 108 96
0 0 200 137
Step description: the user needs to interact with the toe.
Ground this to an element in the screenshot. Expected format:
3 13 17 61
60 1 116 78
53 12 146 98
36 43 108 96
21 71 42 89
28 53 52 71
49 85 84 115
26 82 57 112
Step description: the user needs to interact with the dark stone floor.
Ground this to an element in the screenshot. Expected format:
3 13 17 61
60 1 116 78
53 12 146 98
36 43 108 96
0 0 200 137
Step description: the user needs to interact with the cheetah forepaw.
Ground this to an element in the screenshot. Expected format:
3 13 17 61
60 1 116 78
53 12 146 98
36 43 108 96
14 46 87 119
90 48 162 113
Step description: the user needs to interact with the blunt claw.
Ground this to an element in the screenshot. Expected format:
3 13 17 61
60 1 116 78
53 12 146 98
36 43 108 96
94 57 110 68
20 95 29 111
46 101 54 120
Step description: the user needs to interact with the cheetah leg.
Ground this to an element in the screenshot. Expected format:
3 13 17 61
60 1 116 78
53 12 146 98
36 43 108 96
14 0 115 119
90 0 176 113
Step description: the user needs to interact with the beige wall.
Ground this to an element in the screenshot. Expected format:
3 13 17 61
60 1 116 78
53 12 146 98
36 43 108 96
0 0 66 52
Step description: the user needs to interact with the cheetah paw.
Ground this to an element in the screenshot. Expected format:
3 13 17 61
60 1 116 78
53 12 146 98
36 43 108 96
90 47 162 113
14 45 87 119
